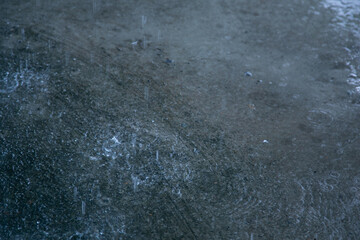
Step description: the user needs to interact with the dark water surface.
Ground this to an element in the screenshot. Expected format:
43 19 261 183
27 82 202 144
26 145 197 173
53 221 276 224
1 0 360 239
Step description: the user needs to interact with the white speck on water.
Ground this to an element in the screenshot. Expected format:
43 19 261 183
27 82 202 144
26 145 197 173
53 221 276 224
349 73 357 78
89 156 99 161
245 71 253 77
263 140 269 143
111 136 120 145
172 188 182 198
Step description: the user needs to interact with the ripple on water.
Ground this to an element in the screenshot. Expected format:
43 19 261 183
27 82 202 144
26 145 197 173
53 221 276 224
307 109 334 127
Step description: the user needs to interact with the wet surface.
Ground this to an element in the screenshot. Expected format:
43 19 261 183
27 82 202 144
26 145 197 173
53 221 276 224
1 0 360 239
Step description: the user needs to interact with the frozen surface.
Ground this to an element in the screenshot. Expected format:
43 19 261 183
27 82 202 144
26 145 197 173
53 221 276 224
1 0 360 239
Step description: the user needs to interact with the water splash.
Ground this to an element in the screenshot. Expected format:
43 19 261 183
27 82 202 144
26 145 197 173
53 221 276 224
322 0 360 39
322 0 360 96
0 68 49 94
0 72 19 93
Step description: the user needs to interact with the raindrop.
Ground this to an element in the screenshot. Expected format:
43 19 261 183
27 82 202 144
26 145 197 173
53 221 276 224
141 15 147 28
92 0 97 14
144 86 149 101
132 174 139 191
90 51 94 64
74 187 78 200
81 201 86 215
21 28 25 40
